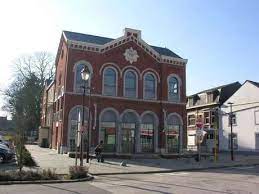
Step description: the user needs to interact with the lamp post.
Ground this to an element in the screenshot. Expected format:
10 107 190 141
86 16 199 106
228 102 234 161
80 65 91 164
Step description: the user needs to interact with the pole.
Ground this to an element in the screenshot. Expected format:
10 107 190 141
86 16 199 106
214 128 217 162
80 85 86 166
19 127 23 172
86 87 91 163
229 103 234 161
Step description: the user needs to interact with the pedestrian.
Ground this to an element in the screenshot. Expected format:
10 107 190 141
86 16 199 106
95 140 104 162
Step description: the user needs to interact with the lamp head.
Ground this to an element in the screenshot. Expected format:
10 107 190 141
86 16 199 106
81 65 90 80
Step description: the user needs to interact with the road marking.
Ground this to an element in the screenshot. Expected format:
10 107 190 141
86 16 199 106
231 166 255 170
156 172 189 176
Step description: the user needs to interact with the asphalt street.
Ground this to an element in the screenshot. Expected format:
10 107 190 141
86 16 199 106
1 165 259 194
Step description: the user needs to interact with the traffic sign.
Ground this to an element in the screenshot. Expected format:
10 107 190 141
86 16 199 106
196 118 203 129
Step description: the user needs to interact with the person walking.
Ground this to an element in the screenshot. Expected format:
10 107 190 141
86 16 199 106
95 140 104 162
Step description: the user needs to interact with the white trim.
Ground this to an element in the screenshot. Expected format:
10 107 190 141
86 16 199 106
73 60 93 93
64 91 187 105
141 68 161 83
102 66 118 96
124 28 141 39
64 28 188 66
121 66 141 78
167 74 182 102
143 72 157 100
120 109 141 122
99 107 120 121
167 112 183 126
123 69 139 99
99 62 122 77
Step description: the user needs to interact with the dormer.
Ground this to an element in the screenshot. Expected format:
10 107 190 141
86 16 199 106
124 28 141 39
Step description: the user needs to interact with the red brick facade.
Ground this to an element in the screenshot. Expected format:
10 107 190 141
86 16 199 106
50 28 187 155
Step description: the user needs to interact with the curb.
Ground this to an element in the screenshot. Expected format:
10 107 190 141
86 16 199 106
89 163 259 176
0 174 94 185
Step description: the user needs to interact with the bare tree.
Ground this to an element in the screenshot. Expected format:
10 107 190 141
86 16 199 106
2 51 55 128
14 51 55 87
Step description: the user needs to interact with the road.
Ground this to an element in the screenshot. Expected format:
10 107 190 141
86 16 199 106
1 166 259 194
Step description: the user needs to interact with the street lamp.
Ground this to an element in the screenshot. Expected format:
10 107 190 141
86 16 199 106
80 65 91 164
228 102 234 161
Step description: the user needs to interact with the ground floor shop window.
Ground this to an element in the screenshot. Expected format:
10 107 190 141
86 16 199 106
140 123 154 153
121 123 135 153
167 125 180 153
100 122 116 152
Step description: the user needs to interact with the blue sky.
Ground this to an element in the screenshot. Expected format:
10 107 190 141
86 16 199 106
0 0 258 116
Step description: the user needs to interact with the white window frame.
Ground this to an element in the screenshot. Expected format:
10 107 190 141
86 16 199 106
188 114 196 126
123 69 138 98
73 60 93 93
143 72 157 100
167 74 181 102
255 110 259 125
102 66 118 96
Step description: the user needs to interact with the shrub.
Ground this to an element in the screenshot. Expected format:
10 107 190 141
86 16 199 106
16 145 37 167
69 166 88 179
0 169 58 181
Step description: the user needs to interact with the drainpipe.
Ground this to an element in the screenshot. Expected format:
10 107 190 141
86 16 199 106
93 103 97 130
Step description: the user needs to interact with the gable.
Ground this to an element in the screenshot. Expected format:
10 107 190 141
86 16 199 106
62 28 187 66
222 81 259 112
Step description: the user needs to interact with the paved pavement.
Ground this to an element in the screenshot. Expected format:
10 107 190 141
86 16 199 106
26 145 259 175
1 165 259 193
90 166 259 193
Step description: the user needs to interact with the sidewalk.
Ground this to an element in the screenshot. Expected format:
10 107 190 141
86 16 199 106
26 145 259 175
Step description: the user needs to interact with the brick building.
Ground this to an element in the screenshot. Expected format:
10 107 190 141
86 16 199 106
47 28 187 156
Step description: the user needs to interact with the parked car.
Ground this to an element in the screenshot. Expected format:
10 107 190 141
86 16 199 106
0 139 10 148
0 145 15 163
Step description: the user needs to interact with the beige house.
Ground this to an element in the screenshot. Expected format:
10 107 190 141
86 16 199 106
220 80 259 152
187 82 241 152
39 79 55 147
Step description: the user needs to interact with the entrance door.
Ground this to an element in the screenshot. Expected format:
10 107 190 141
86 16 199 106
167 135 179 153
121 128 135 153
255 133 259 150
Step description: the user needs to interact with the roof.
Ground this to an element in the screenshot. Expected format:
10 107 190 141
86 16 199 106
150 45 182 58
45 79 52 86
63 31 114 45
187 82 242 106
188 82 241 98
247 80 259 88
63 30 182 58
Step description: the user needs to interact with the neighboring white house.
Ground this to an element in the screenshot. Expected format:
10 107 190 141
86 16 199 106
219 80 259 152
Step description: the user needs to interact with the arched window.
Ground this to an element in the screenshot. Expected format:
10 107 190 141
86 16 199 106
121 111 138 153
124 71 137 98
168 76 179 101
166 114 182 153
68 106 89 152
74 61 92 93
100 110 117 152
103 68 116 96
144 73 156 99
141 113 155 152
